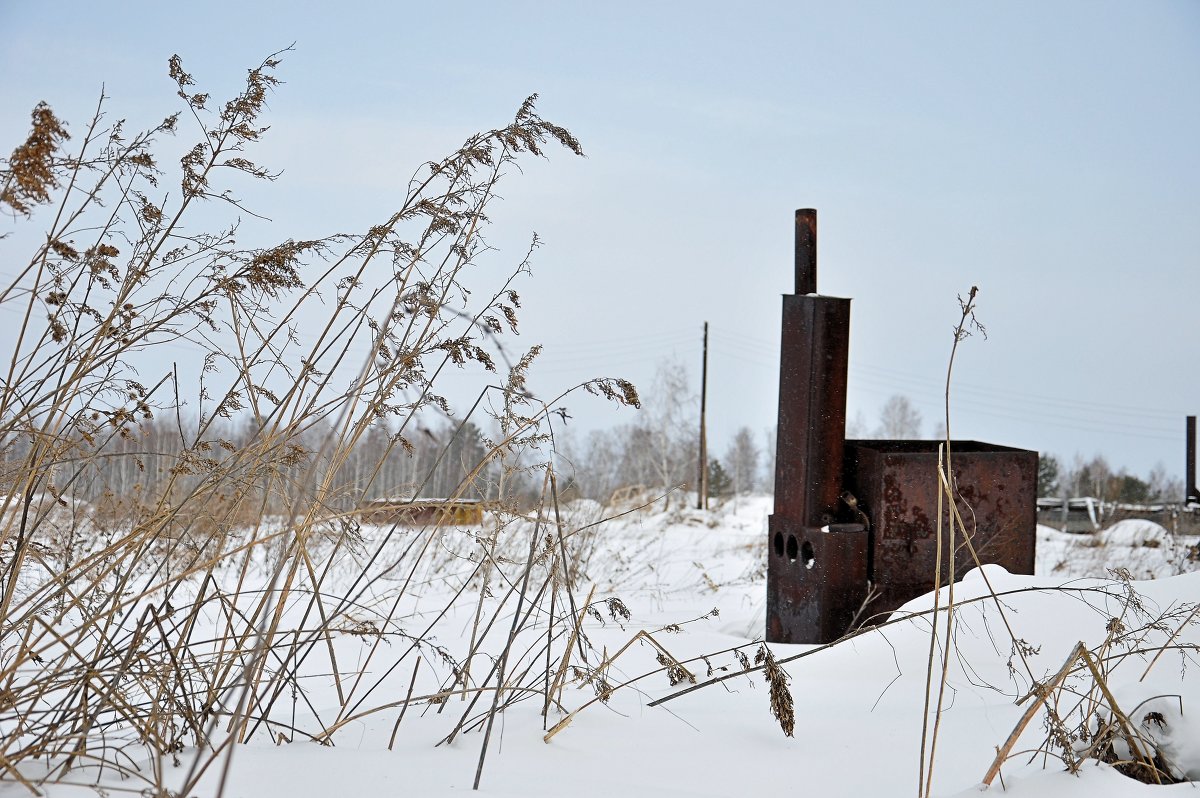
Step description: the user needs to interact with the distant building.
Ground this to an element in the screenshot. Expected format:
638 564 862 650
1036 496 1198 535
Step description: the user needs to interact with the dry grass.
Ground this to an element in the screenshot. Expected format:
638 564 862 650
920 289 1197 792
0 49 641 795
981 587 1199 787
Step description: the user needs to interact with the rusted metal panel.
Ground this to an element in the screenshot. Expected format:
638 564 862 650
767 517 867 644
842 440 1038 622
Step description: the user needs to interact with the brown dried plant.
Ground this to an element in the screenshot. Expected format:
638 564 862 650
0 102 71 220
0 49 642 796
755 643 795 737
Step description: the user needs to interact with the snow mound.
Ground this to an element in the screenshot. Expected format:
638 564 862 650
960 562 1012 584
1099 518 1171 547
1037 521 1197 581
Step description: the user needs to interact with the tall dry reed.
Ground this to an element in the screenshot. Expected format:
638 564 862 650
0 49 639 794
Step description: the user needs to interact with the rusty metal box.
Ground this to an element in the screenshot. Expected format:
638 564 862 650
842 440 1038 623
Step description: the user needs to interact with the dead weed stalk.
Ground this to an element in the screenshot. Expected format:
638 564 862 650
0 49 642 795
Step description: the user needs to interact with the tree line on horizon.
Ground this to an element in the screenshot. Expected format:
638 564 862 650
1 368 1181 512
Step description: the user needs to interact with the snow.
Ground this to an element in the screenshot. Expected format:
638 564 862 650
1100 519 1174 548
11 496 1199 797
1038 521 1198 580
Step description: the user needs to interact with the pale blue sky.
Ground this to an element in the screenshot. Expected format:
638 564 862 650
2 1 1198 482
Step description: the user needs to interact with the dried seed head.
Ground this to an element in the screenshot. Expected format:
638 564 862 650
2 102 70 216
757 644 795 737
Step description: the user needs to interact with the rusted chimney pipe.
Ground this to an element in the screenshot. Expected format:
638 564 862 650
795 209 817 295
768 209 865 644
773 210 849 525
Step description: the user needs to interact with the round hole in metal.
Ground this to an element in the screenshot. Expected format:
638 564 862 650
802 540 815 569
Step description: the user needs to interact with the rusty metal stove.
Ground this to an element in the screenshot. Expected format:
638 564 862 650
767 210 1037 644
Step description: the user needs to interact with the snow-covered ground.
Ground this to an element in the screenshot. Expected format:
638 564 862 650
6 495 1198 798
1039 519 1198 580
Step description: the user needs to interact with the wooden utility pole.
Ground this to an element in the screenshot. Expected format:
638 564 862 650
697 321 709 510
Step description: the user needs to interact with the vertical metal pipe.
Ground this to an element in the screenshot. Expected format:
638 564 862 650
795 209 817 295
1188 415 1198 503
697 322 709 510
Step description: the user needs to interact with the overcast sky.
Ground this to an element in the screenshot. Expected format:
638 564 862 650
2 1 1197 483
